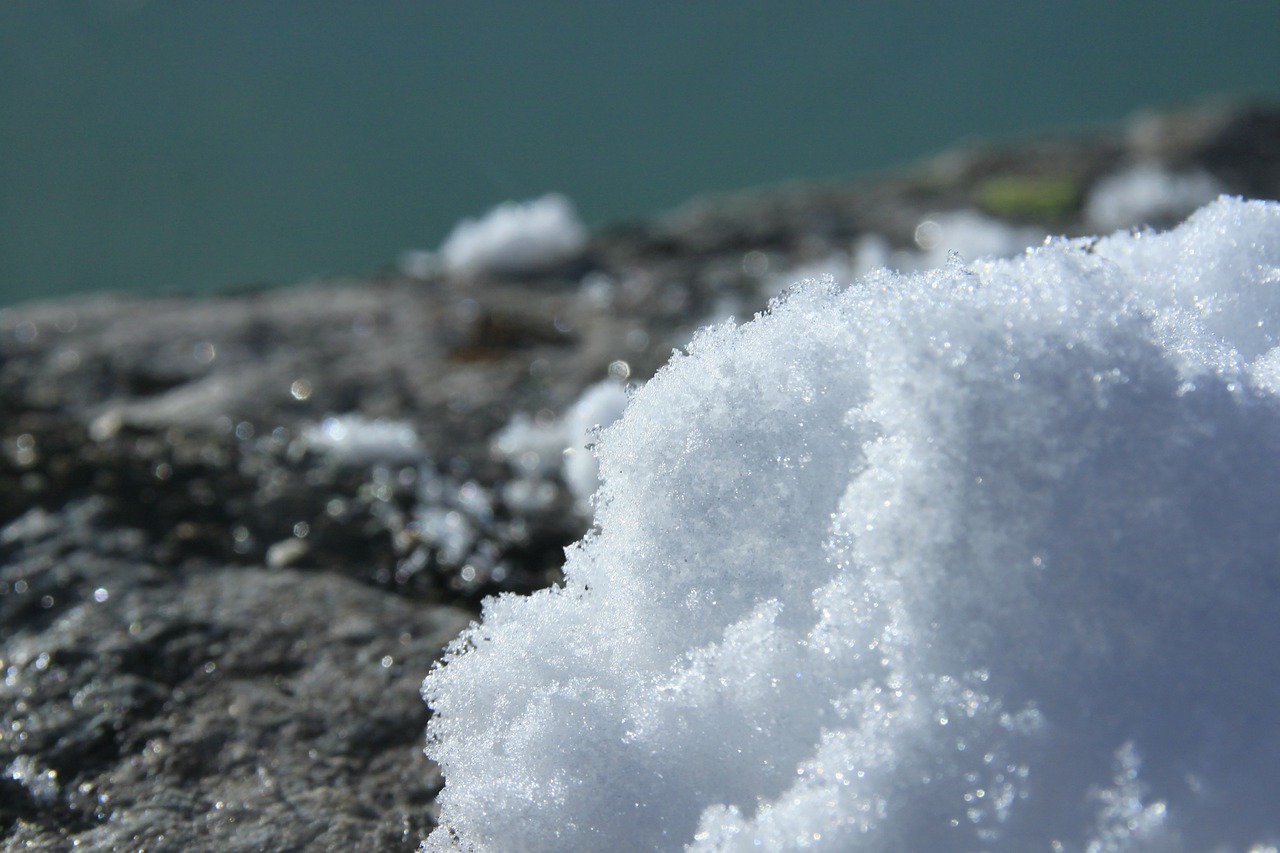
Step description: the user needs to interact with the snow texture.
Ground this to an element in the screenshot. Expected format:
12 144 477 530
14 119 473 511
439 194 587 276
423 198 1280 852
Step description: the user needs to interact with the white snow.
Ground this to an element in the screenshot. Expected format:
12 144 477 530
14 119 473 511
559 380 632 511
423 197 1280 852
772 210 1047 298
491 413 567 479
439 193 588 276
1084 164 1224 231
898 209 1046 271
492 380 631 514
298 414 423 464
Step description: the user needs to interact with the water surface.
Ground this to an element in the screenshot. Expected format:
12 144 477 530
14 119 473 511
2 1 1278 304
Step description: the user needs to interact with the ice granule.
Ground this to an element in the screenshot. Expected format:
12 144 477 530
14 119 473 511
424 198 1280 852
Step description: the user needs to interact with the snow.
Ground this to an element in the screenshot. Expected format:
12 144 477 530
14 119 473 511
1084 164 1223 232
422 197 1280 852
896 210 1047 272
439 193 588 276
6 755 60 807
559 381 632 511
771 210 1047 300
491 413 566 480
492 380 631 515
777 171 1226 304
298 414 423 464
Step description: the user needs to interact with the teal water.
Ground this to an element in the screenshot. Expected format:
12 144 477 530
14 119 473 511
2 1 1279 306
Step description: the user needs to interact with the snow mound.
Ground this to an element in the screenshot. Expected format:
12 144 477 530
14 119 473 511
424 197 1280 852
440 194 587 276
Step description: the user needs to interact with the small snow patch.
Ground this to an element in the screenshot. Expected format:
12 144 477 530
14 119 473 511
440 194 587 276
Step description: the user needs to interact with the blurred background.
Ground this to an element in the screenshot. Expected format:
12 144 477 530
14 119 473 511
2 0 1279 306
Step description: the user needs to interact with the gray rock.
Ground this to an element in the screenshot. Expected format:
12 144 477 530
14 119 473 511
1 497 470 851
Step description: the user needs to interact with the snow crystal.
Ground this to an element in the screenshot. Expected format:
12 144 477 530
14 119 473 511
423 198 1280 852
439 194 588 276
1084 164 1224 231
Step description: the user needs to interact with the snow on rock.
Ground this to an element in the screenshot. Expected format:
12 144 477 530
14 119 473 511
772 210 1047 300
491 414 567 480
424 197 1280 852
1085 164 1224 231
298 414 423 464
896 209 1046 271
492 380 631 515
559 380 632 511
439 194 588 276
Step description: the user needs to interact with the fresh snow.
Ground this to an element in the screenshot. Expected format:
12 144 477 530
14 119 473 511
423 197 1280 852
772 210 1047 298
299 414 423 464
1084 164 1224 232
493 380 631 515
439 193 587 276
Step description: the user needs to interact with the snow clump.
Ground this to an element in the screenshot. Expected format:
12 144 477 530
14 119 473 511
298 414 423 464
1084 164 1224 231
891 209 1047 272
424 197 1280 852
439 193 588 276
492 380 631 514
772 210 1046 299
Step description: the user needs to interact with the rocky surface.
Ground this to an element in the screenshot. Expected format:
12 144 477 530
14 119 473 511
2 102 1278 851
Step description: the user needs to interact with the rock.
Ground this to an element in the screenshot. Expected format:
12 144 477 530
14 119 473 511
1 497 470 851
1 101 1278 850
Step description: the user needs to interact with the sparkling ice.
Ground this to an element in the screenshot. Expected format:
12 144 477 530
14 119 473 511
424 198 1280 852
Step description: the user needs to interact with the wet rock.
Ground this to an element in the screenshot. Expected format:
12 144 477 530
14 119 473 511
1 501 470 850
